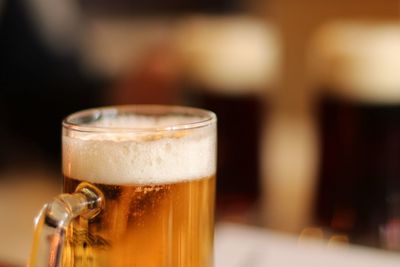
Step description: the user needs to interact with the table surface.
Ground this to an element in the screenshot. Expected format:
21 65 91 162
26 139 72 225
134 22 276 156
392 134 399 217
215 223 400 267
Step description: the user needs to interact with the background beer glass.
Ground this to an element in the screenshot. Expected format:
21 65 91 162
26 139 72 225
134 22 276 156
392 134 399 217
29 105 217 267
309 22 400 247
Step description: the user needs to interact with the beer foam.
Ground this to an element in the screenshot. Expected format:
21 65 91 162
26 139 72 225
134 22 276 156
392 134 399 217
175 16 281 94
63 117 216 185
309 21 400 103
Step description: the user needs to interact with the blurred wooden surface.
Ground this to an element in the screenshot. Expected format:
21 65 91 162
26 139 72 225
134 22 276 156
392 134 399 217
0 169 60 266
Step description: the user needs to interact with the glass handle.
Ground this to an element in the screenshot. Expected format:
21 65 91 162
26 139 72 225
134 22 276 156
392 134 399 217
28 183 104 267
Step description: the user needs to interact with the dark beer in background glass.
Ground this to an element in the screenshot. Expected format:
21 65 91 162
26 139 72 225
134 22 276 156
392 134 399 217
310 21 400 247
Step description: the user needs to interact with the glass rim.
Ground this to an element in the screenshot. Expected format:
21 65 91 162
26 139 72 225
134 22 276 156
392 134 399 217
62 105 217 133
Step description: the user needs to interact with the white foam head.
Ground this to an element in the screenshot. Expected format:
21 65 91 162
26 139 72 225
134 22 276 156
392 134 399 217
175 16 281 95
63 113 216 185
309 21 400 103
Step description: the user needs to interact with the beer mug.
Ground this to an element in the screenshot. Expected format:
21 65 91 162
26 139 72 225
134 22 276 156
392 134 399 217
28 105 217 267
309 21 400 245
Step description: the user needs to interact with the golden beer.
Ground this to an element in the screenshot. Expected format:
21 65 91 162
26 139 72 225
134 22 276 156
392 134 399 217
59 106 217 267
63 176 215 267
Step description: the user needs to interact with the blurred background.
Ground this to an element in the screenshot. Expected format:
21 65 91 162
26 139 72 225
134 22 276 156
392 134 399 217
1 0 400 266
